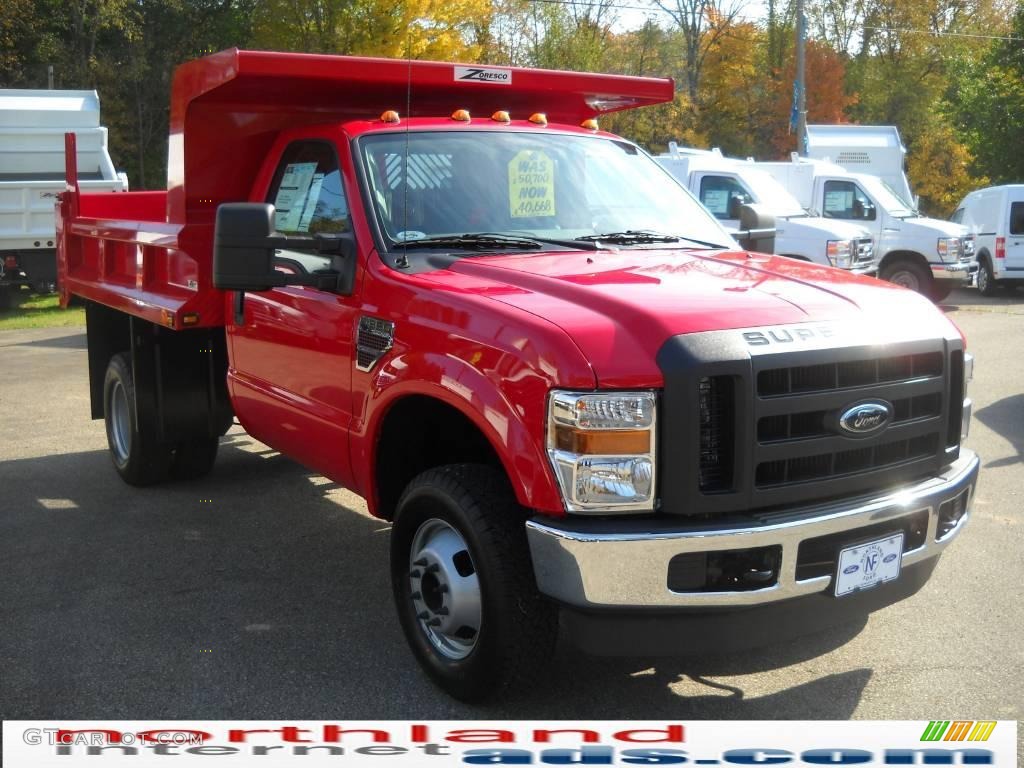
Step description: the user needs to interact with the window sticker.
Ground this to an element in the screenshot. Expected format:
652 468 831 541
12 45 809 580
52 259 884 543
702 189 729 216
824 188 853 213
508 150 555 218
297 172 325 232
274 162 318 231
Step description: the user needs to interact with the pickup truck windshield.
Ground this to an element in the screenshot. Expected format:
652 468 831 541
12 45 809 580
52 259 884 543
359 131 734 253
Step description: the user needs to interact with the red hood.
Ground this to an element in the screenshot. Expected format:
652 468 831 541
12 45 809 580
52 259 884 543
425 248 953 387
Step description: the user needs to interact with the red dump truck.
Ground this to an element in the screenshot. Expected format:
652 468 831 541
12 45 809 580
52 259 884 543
58 49 978 702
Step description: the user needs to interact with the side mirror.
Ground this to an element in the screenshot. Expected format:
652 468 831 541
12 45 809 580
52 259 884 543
213 203 358 293
727 194 744 220
213 203 279 292
736 203 776 254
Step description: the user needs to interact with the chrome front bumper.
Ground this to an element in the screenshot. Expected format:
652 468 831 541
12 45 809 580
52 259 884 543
932 258 978 281
526 450 979 609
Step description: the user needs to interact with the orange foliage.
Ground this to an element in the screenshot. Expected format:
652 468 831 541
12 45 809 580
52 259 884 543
766 41 858 157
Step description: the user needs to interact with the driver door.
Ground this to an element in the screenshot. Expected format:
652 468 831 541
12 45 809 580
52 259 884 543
227 139 358 486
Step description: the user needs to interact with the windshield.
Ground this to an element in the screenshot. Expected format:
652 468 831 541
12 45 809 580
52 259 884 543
858 175 915 217
737 168 807 217
358 131 734 253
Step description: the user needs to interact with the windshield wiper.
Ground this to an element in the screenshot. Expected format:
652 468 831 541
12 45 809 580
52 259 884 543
394 233 545 251
575 230 726 248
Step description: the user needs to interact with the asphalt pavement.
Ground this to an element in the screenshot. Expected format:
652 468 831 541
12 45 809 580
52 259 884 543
0 287 1021 728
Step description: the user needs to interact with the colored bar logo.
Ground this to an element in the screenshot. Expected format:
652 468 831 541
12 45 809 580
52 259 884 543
921 721 996 742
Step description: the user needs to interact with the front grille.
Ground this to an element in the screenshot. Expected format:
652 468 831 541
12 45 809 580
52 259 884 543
656 329 960 517
758 352 943 397
756 433 939 487
698 376 735 492
854 237 874 266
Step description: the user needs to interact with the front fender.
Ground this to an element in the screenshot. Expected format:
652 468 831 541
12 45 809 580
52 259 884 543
353 350 566 518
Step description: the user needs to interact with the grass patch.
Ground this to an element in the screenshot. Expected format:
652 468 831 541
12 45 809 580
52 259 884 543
0 290 85 330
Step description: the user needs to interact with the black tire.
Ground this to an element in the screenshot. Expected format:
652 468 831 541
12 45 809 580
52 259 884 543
881 258 931 296
928 281 955 303
103 352 173 486
171 436 219 481
976 256 997 297
390 464 557 702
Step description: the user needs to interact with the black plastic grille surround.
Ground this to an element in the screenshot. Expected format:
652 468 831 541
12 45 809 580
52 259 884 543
656 329 962 517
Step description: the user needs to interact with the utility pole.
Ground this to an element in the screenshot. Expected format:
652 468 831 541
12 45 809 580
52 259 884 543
795 0 807 156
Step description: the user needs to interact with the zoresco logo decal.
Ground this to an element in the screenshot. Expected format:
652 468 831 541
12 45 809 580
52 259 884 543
921 721 996 742
454 66 511 84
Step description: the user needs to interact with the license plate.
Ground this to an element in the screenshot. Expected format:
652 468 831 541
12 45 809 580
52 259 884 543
834 532 904 597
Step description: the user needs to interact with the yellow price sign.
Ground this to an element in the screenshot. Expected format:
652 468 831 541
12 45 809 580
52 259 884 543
508 150 555 219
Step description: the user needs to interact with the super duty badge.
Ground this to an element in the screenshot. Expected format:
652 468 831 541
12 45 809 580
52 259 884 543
454 66 511 84
743 324 839 346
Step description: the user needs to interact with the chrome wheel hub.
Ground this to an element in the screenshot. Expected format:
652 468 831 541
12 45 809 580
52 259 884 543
408 518 481 660
109 380 131 463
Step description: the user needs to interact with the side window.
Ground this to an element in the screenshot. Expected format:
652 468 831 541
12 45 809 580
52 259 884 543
699 175 752 220
950 208 964 224
822 180 876 221
1010 202 1024 235
267 141 350 236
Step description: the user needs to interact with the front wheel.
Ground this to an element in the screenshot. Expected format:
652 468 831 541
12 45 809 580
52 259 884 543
881 259 931 296
390 465 557 702
976 257 997 296
928 281 955 303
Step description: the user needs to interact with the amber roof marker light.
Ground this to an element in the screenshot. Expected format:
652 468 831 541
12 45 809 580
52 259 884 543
380 110 401 124
451 109 471 122
491 110 511 123
528 112 548 126
581 118 599 131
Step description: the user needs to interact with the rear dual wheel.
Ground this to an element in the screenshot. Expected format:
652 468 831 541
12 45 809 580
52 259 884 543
103 352 218 485
390 465 557 702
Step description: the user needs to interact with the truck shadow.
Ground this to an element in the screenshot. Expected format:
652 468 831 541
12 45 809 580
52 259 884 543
1 436 870 721
974 394 1024 469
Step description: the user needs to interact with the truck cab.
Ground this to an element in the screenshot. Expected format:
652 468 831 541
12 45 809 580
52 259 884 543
57 50 979 703
656 145 876 273
758 155 976 302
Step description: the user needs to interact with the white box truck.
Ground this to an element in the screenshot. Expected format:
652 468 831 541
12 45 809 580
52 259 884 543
656 145 876 273
0 89 128 307
805 124 915 206
758 154 975 302
952 184 1024 295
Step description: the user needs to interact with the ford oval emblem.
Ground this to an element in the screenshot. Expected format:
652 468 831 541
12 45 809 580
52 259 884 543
883 553 898 564
839 400 893 436
843 564 859 575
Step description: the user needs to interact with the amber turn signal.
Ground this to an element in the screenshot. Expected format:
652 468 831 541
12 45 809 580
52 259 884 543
554 427 650 455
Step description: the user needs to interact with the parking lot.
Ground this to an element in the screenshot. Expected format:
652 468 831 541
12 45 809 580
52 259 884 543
1 287 1021 728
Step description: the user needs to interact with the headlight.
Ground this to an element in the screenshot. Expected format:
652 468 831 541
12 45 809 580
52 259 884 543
826 239 854 268
937 237 962 261
547 391 656 513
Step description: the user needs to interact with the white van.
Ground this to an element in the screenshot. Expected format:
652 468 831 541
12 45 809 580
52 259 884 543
951 185 1024 295
656 146 875 273
758 154 975 301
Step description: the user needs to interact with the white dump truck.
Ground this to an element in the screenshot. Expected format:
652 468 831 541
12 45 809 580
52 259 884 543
0 89 127 306
656 145 876 273
758 154 975 302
